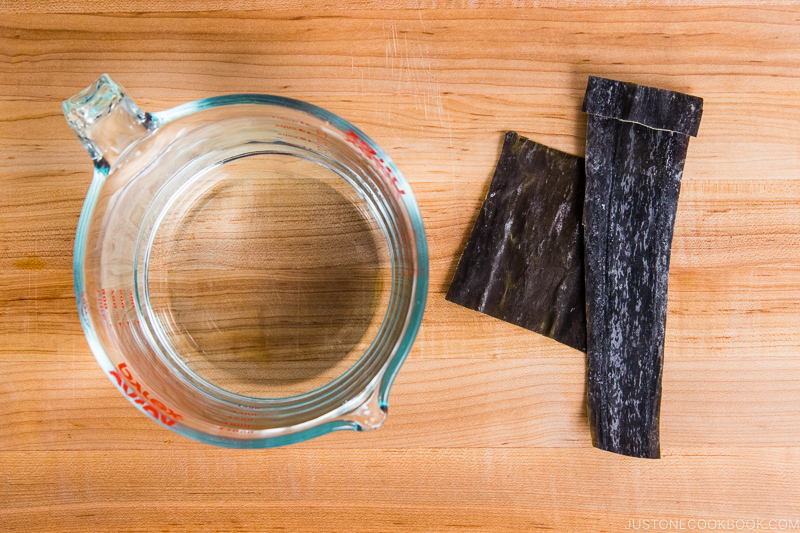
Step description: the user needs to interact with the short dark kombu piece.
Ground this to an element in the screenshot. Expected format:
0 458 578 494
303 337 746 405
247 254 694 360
446 131 586 352
582 76 703 458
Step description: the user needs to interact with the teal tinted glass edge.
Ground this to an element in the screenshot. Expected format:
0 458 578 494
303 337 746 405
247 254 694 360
73 93 429 448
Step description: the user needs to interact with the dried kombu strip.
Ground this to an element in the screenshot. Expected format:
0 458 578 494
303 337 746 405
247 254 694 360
446 131 586 352
582 76 703 458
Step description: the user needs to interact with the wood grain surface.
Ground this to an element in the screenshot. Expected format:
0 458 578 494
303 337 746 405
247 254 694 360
2 3 800 532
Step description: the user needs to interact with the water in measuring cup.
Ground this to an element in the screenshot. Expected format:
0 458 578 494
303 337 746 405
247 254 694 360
145 153 393 399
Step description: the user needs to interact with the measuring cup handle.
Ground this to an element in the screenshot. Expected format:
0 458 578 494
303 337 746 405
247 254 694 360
62 74 155 169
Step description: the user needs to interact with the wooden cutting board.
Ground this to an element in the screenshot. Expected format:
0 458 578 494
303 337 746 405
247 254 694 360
2 2 799 531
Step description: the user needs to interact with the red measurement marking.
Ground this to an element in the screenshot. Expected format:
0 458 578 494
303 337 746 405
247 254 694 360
279 132 311 150
118 290 129 324
229 415 256 422
288 118 312 128
96 290 111 327
344 130 405 197
109 363 183 427
80 293 90 317
96 288 138 328
112 289 120 324
217 427 252 434
275 123 330 155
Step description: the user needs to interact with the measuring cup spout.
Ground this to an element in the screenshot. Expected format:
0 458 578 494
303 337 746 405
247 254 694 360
337 383 388 431
62 74 155 169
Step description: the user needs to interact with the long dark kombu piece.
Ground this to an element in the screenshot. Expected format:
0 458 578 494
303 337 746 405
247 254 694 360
583 76 702 458
446 131 586 352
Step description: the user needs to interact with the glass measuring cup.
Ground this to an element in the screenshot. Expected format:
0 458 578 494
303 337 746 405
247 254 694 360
63 75 428 447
